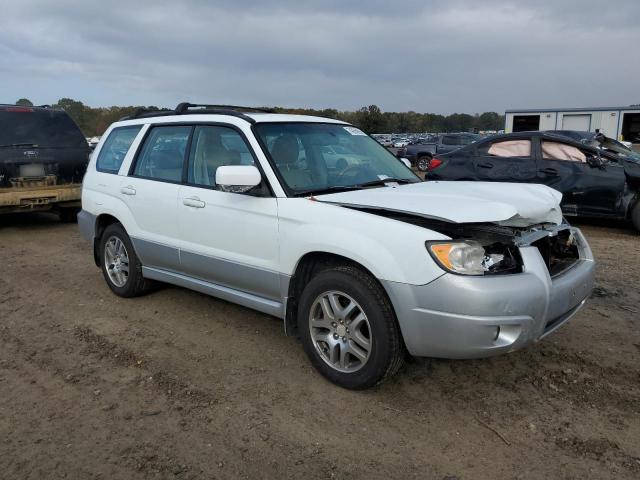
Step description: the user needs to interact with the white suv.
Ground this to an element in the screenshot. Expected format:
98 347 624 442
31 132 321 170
79 103 595 389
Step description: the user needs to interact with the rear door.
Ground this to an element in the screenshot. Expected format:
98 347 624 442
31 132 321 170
536 139 626 217
121 124 191 271
471 137 538 182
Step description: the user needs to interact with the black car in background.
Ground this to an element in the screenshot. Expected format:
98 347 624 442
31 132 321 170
427 131 640 230
0 105 90 221
398 133 480 171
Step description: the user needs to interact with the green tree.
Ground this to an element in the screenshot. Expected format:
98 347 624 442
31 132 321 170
15 98 33 106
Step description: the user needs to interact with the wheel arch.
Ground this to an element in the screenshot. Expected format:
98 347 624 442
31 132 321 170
92 213 123 266
283 251 397 338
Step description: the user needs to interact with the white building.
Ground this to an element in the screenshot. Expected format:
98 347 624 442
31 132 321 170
505 106 640 144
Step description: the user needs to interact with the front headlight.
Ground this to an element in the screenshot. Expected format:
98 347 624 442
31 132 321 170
426 240 486 275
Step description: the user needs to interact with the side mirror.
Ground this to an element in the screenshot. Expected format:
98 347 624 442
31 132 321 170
216 165 261 193
400 157 412 168
586 153 605 170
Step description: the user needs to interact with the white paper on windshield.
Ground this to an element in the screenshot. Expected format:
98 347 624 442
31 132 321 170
343 126 366 136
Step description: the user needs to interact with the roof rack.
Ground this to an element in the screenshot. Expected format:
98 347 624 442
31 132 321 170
119 103 275 122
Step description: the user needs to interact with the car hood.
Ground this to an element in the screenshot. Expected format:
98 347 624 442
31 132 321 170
315 181 563 227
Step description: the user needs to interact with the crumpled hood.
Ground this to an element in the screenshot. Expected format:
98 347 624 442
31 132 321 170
315 181 563 227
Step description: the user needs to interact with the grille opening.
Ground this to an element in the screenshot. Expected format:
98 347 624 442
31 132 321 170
532 229 579 277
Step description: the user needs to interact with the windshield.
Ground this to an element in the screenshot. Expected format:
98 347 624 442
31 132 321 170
0 107 87 148
600 138 640 162
255 122 420 195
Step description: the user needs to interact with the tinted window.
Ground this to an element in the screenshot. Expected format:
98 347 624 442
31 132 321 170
0 107 87 148
441 136 458 145
96 126 142 174
478 139 531 157
133 126 190 182
187 126 254 187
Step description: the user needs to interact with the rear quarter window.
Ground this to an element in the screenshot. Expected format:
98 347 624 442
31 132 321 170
96 126 143 174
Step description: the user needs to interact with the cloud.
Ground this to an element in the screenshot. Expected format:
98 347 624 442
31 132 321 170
1 0 639 113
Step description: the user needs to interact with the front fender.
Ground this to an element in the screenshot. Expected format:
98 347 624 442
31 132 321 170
277 199 448 285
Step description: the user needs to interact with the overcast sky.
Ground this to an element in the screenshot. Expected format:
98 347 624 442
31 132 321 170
1 0 639 114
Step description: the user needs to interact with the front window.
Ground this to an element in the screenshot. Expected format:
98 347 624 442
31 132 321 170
541 141 586 163
187 125 254 187
254 123 419 195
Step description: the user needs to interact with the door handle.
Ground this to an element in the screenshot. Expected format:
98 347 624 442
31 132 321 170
120 185 136 195
183 197 205 208
539 168 559 176
477 162 494 169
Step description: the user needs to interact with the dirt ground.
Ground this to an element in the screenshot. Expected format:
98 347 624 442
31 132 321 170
1 213 639 480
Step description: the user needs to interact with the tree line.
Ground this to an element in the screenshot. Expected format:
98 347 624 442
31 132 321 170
14 98 504 137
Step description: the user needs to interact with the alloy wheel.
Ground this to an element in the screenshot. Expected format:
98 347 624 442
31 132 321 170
308 290 372 373
104 236 130 287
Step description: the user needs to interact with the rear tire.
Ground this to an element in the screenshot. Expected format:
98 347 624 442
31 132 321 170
416 155 431 172
631 201 640 231
298 266 405 389
99 223 152 297
58 207 80 223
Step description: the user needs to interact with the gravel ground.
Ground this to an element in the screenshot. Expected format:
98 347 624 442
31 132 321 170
1 213 639 480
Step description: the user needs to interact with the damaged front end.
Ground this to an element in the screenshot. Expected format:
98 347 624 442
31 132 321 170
350 207 582 279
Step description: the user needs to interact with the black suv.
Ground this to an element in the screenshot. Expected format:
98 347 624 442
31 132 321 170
0 105 90 221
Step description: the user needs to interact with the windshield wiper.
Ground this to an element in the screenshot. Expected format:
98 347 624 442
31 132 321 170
295 178 418 197
295 185 363 196
354 177 418 188
0 143 39 148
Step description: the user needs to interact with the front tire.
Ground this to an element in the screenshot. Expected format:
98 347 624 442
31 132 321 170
99 223 152 297
298 266 405 389
416 155 431 172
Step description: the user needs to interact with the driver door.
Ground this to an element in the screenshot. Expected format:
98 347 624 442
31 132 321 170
175 125 281 301
536 140 626 217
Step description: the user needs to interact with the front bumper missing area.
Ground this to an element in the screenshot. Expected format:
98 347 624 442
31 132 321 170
383 227 595 359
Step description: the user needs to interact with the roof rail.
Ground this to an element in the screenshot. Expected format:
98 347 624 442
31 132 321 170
174 103 274 114
119 103 274 122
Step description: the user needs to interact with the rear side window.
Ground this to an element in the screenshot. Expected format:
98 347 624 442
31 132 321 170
0 107 87 148
479 139 531 158
133 126 191 182
96 126 142 174
441 136 458 145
